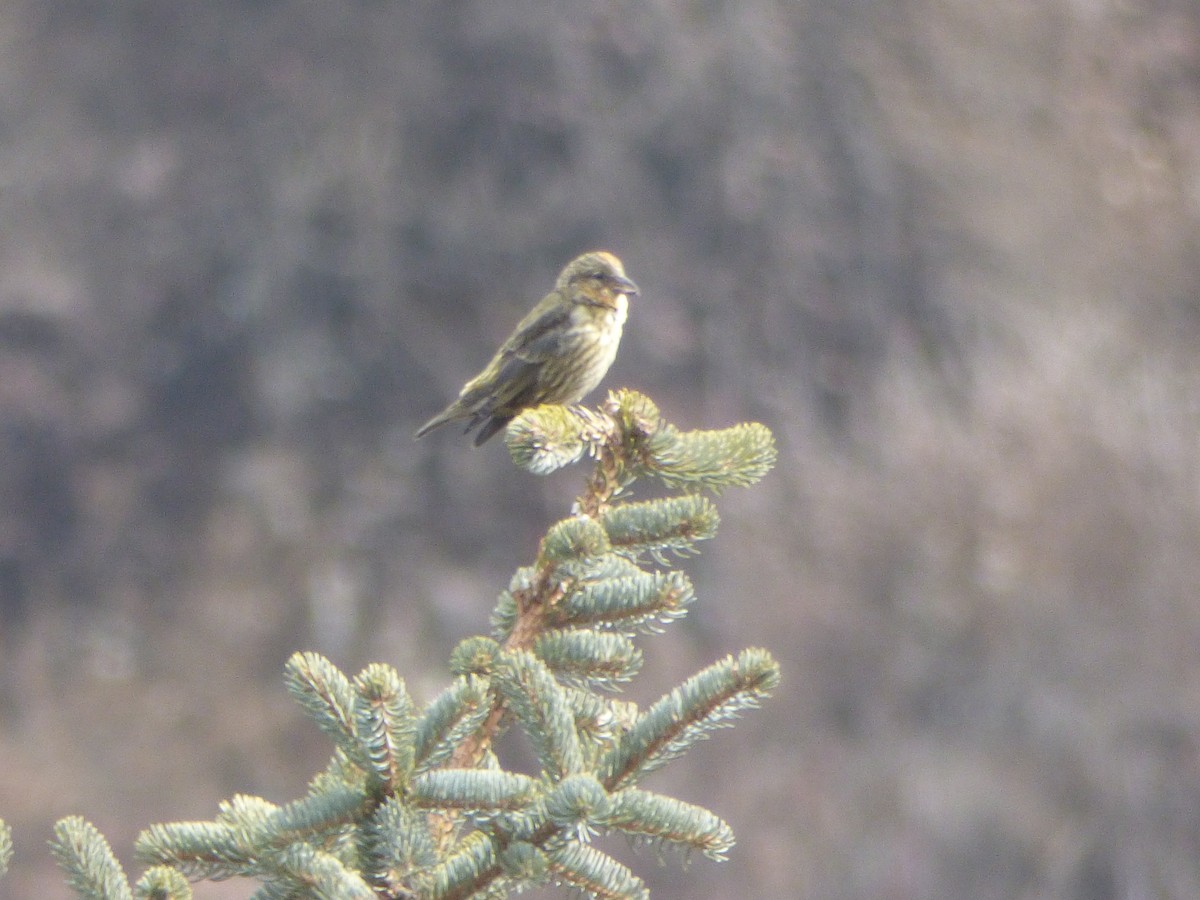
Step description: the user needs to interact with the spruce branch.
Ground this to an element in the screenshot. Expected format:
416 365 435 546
0 819 11 879
598 495 719 561
409 770 539 814
418 831 499 899
507 390 776 512
551 568 695 635
601 648 782 791
25 390 779 900
259 783 369 841
505 405 610 476
603 788 734 861
645 421 777 492
133 865 192 900
413 675 493 774
284 651 368 774
353 663 418 793
136 781 369 881
272 842 376 899
495 841 548 883
541 774 610 836
532 629 643 689
492 650 586 779
50 817 133 900
361 796 437 895
544 843 647 900
136 820 261 881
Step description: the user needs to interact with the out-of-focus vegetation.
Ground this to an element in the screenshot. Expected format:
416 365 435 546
1 2 1199 897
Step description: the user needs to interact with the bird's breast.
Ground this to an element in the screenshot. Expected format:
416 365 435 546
612 293 629 326
570 294 628 333
584 296 627 366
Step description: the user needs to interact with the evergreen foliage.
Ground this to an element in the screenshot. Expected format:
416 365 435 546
0 819 10 879
5 389 779 899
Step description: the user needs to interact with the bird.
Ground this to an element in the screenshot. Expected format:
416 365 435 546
416 251 639 446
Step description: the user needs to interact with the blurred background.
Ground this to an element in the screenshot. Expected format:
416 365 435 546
1 1 1199 897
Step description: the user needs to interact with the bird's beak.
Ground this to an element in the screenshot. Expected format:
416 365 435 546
614 274 640 296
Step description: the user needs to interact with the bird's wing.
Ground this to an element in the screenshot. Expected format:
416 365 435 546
453 293 571 413
505 296 573 362
480 354 540 404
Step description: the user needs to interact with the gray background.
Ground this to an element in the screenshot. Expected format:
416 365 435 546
1 2 1199 897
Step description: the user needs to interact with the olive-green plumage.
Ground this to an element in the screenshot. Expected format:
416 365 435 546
416 251 640 446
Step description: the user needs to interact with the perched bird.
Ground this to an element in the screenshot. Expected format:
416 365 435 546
416 251 639 446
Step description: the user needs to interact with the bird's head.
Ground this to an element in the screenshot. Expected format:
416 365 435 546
559 251 640 307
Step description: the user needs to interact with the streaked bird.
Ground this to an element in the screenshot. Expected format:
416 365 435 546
416 251 639 445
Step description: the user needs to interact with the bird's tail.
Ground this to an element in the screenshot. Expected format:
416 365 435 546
472 414 511 446
415 403 461 439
